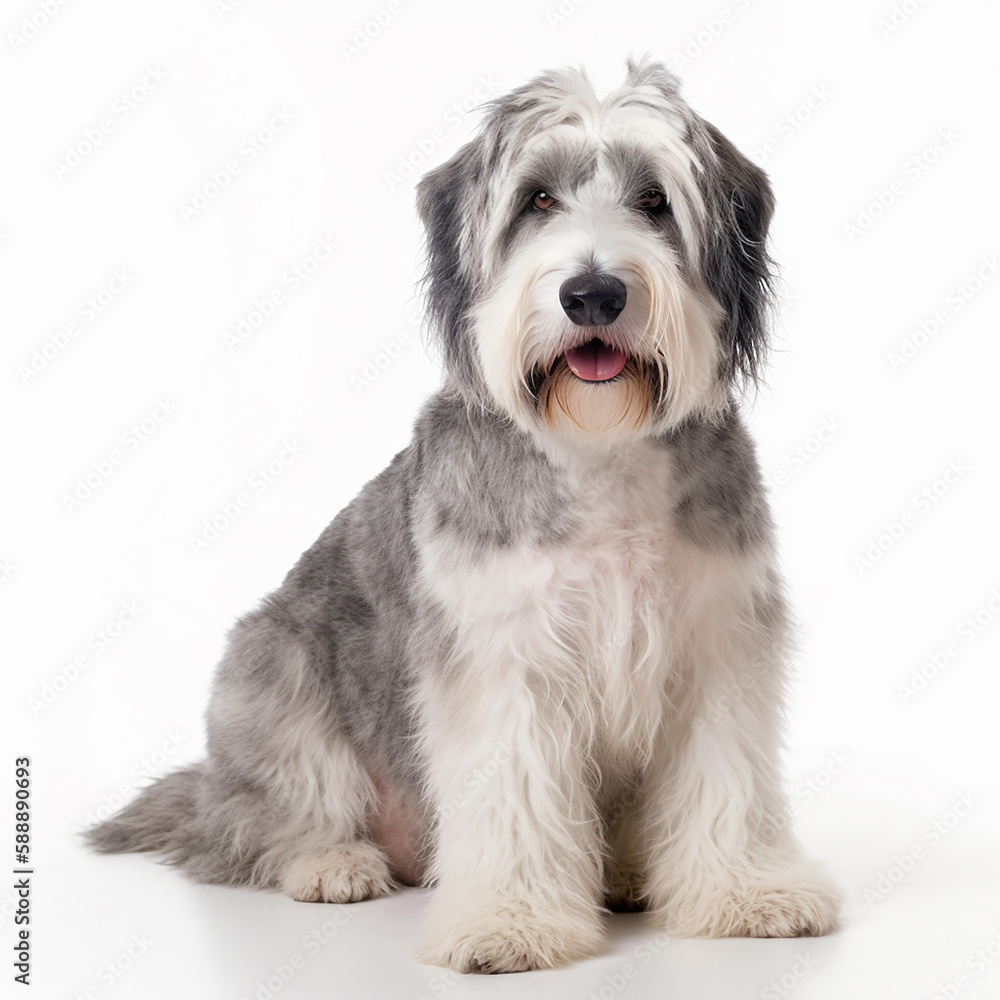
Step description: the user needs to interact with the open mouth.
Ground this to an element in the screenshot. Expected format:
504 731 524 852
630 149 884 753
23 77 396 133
563 337 628 382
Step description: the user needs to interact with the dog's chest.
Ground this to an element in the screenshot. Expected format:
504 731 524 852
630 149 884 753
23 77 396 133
422 443 683 762
544 447 681 758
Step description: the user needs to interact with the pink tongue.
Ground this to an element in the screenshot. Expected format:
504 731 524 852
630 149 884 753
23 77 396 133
564 339 628 381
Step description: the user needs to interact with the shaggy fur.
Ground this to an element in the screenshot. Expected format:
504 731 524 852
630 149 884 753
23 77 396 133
87 57 842 973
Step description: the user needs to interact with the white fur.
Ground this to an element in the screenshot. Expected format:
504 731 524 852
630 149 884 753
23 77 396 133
413 442 839 970
474 148 725 437
282 841 395 903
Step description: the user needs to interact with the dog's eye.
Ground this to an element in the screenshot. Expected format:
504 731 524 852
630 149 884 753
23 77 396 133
637 189 669 214
532 190 556 211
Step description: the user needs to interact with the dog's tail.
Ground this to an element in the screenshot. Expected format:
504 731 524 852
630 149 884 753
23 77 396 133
84 764 204 860
84 761 278 887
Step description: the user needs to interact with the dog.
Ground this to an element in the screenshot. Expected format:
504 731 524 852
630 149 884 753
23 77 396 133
87 57 842 973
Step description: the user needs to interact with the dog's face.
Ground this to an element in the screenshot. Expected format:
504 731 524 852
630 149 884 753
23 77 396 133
417 59 774 443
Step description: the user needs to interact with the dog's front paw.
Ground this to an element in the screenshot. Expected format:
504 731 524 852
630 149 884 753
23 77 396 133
419 896 604 973
281 841 396 903
663 864 842 938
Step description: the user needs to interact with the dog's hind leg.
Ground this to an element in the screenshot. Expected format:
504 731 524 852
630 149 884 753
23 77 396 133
205 606 399 901
87 605 396 903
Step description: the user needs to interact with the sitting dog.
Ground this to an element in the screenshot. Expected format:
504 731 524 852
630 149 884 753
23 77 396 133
88 57 842 973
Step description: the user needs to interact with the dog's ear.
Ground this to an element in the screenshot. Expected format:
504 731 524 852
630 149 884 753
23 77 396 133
699 123 775 384
416 142 481 381
624 54 683 98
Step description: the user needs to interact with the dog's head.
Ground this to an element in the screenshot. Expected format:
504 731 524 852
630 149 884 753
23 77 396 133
417 58 774 444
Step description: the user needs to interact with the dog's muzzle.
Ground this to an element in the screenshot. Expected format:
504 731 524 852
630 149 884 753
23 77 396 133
558 273 628 381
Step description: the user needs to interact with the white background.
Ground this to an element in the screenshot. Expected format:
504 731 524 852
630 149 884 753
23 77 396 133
3 0 1000 997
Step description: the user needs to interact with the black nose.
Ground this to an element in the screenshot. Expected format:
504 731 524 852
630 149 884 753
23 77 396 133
559 274 627 326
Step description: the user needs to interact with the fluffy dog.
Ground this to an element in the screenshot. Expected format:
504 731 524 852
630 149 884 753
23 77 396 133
88 58 842 973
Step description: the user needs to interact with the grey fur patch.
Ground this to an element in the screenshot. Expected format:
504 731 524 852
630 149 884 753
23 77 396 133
696 123 776 385
416 143 484 397
662 405 773 552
